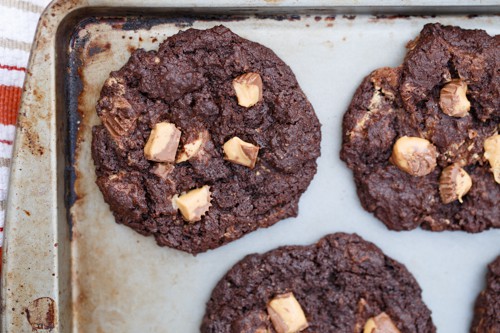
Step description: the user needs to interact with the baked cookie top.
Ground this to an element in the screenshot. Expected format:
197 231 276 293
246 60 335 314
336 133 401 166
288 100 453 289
201 233 435 333
91 26 321 254
471 256 500 333
341 23 499 232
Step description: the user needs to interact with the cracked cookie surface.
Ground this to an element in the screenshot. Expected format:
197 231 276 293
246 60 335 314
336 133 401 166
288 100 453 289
201 233 435 333
92 26 321 254
341 23 499 232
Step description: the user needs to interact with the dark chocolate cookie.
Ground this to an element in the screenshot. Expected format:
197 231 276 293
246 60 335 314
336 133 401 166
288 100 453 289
341 23 500 232
92 26 321 254
201 233 435 333
471 256 500 333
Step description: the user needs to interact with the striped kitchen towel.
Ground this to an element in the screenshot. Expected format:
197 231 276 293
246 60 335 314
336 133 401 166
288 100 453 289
0 0 52 262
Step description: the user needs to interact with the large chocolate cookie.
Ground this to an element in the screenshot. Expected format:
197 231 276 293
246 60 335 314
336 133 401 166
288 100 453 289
92 26 321 254
471 256 500 333
341 23 500 232
201 233 435 332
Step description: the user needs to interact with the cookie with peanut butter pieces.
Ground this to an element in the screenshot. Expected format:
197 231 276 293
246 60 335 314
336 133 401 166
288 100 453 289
201 233 435 332
341 23 499 232
92 26 321 254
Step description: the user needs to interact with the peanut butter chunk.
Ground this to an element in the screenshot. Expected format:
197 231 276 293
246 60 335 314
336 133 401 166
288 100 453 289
144 122 181 163
233 72 263 107
267 293 308 333
223 137 259 168
439 79 470 117
364 312 401 333
439 164 472 204
390 136 438 176
174 185 212 222
484 133 500 184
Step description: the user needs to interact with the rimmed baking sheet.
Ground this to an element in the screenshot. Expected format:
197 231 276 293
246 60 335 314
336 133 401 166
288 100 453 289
2 2 499 332
70 14 500 333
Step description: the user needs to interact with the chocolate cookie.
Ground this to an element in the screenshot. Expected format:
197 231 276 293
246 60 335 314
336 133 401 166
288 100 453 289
201 233 435 333
91 26 321 254
471 256 500 333
341 23 500 232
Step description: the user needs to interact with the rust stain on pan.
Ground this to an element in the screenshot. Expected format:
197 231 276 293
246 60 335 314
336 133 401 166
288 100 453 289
120 17 196 30
31 0 84 63
18 118 45 156
372 14 411 20
25 297 56 331
255 13 301 21
127 45 137 53
87 41 111 58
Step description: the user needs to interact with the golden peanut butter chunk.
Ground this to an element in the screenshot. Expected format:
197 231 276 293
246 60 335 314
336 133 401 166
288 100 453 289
267 292 308 333
364 312 401 333
144 122 181 163
223 137 259 168
390 136 438 176
173 185 212 222
439 163 472 204
176 131 207 163
439 79 470 118
233 72 263 107
484 133 500 184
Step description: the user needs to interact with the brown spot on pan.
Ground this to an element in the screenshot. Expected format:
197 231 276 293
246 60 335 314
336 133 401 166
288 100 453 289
112 22 125 29
370 14 411 21
23 210 31 216
32 88 43 102
25 297 56 331
49 0 81 11
255 14 301 21
19 118 45 156
127 45 137 53
87 41 111 58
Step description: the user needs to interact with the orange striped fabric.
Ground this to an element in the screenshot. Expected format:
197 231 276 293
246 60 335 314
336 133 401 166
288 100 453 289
0 85 22 125
0 0 52 273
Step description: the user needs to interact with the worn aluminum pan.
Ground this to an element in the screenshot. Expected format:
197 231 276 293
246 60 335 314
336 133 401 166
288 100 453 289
2 0 499 332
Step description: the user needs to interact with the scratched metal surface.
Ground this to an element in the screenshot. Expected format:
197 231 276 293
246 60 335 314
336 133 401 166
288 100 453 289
2 1 499 332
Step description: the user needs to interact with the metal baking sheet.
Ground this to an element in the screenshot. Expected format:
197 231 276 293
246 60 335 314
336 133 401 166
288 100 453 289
2 1 499 332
